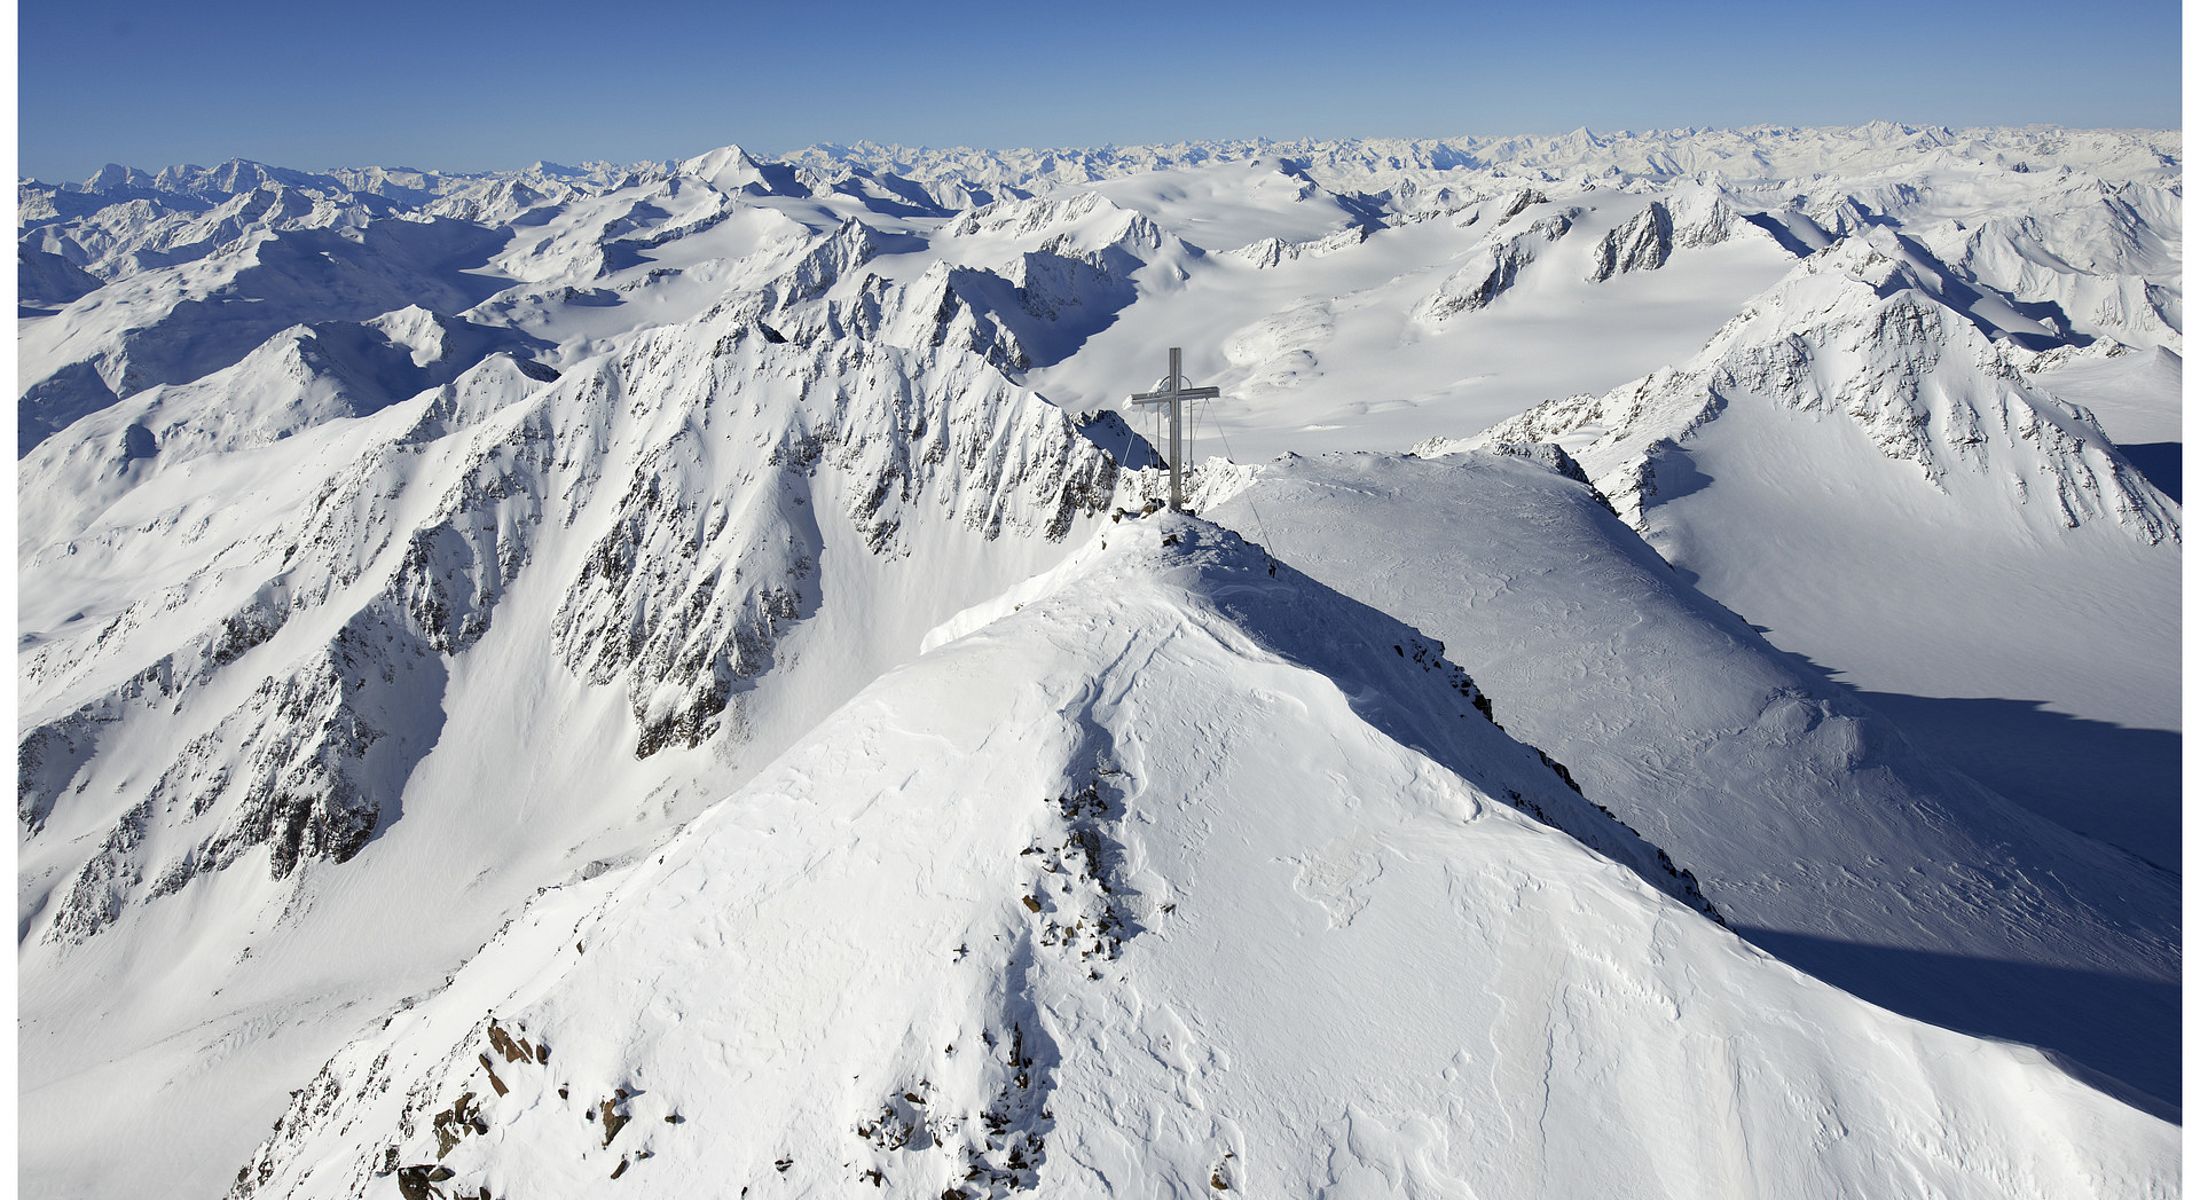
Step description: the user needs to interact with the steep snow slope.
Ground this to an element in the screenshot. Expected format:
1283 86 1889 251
1437 238 2181 865
2030 343 2185 447
18 305 554 536
18 245 104 309
1207 450 2178 1107
225 518 2174 1200
17 262 1154 1200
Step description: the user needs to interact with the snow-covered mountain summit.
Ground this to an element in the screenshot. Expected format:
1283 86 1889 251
226 516 2175 1199
17 124 2182 1199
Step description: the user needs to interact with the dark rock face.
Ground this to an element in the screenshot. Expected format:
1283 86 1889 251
1587 201 1674 282
18 711 108 834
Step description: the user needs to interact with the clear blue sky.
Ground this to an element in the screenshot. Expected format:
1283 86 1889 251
17 0 2183 181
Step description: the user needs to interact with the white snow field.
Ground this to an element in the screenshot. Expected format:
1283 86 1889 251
15 124 2180 1198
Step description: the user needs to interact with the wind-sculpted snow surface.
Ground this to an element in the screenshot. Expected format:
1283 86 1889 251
226 519 2173 1200
1210 451 2179 1107
16 124 2181 1200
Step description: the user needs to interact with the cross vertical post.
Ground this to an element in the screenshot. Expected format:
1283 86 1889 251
1129 347 1221 512
1167 347 1183 507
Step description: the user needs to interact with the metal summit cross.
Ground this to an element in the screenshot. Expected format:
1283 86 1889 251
1129 347 1219 512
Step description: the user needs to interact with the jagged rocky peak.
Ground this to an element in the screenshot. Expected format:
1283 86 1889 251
1586 200 1673 280
814 214 1161 374
767 216 893 307
1492 184 1552 224
1223 223 1371 269
826 262 1035 371
944 188 1165 254
1574 185 1751 286
1664 180 1744 247
1480 439 1602 490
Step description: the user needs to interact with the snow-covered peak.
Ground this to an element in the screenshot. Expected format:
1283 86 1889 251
363 303 465 365
1455 235 2178 543
224 512 2174 1200
79 162 157 192
676 142 801 196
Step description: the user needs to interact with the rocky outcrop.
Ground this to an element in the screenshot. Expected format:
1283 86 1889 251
550 325 1136 759
1586 201 1673 280
1224 223 1371 269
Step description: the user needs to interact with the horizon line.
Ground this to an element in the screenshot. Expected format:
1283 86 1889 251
22 120 2183 187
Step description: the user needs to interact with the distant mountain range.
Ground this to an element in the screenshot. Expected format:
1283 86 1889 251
18 124 2181 1200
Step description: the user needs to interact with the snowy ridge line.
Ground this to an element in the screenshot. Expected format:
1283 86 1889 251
923 509 1723 924
780 123 2179 190
27 123 2178 205
224 516 2173 1200
21 126 2179 460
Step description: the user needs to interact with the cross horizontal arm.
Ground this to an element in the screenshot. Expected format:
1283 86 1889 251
1130 387 1220 404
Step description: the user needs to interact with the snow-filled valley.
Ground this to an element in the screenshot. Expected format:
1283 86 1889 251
15 123 2183 1198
